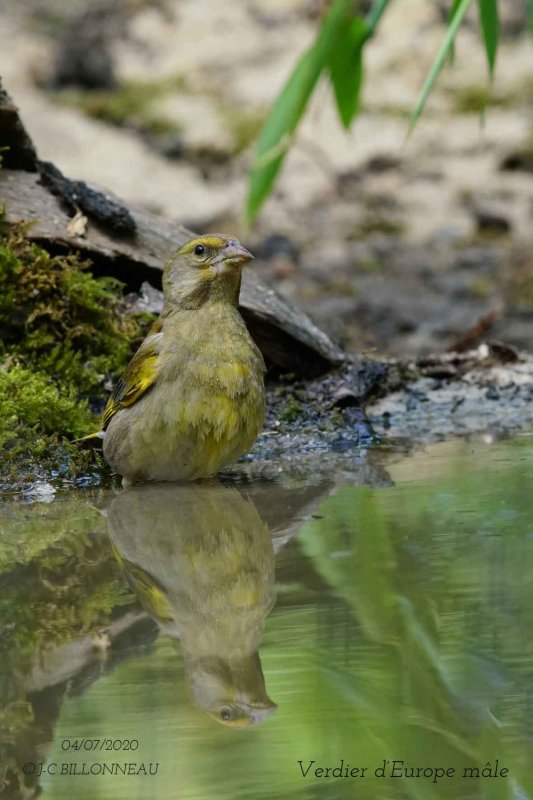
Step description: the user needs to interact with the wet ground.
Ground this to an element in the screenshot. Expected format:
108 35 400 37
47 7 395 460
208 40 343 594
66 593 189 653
1 433 532 800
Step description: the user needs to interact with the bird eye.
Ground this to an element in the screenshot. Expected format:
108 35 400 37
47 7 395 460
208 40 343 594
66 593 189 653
194 244 205 256
220 708 232 722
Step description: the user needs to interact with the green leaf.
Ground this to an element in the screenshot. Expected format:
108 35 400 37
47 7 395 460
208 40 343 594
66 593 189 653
329 18 367 128
529 0 533 33
328 0 389 129
409 0 473 132
365 0 390 35
246 0 351 224
478 0 499 76
246 48 323 224
447 0 463 63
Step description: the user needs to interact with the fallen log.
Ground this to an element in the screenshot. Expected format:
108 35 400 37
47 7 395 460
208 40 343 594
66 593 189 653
0 80 345 377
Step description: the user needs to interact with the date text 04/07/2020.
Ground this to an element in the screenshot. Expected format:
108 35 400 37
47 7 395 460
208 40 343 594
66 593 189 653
60 738 139 752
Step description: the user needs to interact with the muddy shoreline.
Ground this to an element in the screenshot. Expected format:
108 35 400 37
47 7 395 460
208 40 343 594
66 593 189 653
5 346 532 498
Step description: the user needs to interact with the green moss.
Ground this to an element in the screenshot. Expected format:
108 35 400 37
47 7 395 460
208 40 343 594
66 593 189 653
357 256 382 273
453 84 509 114
221 107 268 156
469 276 495 299
278 396 305 424
0 362 109 488
0 700 33 797
0 223 154 487
0 224 150 394
326 279 359 297
0 496 130 670
367 103 410 119
348 215 406 239
0 496 133 794
56 77 185 137
0 364 93 451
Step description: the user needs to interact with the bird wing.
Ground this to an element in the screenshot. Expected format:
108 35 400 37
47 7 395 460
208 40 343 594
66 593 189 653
102 325 162 429
109 541 175 625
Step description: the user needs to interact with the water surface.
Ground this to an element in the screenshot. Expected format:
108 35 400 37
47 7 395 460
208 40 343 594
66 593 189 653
1 435 532 800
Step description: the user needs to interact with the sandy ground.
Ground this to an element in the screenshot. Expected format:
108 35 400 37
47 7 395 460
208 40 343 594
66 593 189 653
1 0 532 356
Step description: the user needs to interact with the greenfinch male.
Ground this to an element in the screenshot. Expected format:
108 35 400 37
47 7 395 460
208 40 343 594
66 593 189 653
107 483 277 727
87 235 265 485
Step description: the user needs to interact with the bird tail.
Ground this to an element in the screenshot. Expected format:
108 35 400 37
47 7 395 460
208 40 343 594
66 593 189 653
72 430 105 449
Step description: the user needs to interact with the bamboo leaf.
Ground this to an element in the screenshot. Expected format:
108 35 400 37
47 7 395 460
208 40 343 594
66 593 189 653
246 47 325 224
448 0 463 63
365 0 390 35
246 0 351 224
409 0 473 132
329 18 367 128
246 0 391 223
478 0 499 76
328 0 389 129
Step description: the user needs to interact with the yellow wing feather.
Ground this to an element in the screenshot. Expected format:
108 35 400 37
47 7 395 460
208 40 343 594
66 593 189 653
109 541 174 624
73 320 162 445
102 340 160 429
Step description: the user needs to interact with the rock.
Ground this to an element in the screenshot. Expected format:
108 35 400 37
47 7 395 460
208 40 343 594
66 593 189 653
0 79 38 171
488 341 520 364
146 131 186 160
471 198 512 234
363 154 403 173
51 5 117 89
498 0 531 36
255 233 300 263
500 148 533 174
135 282 165 314
330 385 361 408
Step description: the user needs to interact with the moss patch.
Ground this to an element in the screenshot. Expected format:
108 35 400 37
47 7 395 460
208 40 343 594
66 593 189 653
0 496 133 792
0 365 93 450
55 77 185 137
277 395 305 424
452 84 509 114
0 222 154 488
348 214 406 239
221 107 268 156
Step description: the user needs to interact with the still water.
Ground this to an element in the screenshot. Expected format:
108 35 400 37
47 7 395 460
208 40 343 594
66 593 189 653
1 435 532 800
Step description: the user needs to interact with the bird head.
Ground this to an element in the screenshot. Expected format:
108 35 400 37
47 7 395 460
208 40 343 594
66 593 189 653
163 234 254 309
187 652 277 728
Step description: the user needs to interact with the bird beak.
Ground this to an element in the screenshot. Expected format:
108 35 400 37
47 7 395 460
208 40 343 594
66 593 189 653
215 241 254 275
250 702 278 725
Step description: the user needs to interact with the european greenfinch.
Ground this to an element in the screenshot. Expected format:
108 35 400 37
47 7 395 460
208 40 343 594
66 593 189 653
107 483 277 727
83 234 265 485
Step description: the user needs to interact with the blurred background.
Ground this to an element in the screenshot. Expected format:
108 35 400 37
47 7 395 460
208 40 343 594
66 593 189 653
1 8 533 797
0 0 532 358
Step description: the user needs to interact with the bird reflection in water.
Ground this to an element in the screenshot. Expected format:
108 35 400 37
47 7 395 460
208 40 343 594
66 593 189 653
106 483 277 727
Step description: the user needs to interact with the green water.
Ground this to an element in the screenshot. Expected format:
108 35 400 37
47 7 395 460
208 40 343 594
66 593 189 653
1 435 532 800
